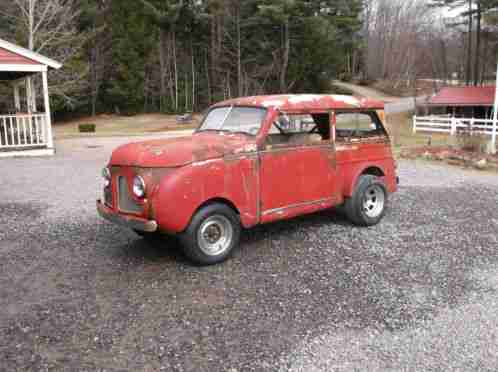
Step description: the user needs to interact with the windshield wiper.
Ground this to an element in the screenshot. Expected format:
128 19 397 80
197 129 254 136
230 131 252 136
197 129 230 133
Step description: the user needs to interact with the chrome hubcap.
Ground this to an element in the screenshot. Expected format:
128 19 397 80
363 185 385 218
198 215 233 256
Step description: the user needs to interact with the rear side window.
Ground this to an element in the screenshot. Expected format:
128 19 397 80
335 112 386 140
265 113 331 147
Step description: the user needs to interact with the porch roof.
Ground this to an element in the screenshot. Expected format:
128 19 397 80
428 86 496 107
0 38 62 81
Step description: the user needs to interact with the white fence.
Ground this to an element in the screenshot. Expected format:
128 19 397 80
413 115 497 137
0 114 47 148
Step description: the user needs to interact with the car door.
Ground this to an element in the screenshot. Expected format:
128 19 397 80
259 113 337 223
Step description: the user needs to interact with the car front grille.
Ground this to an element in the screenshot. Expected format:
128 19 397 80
117 176 144 214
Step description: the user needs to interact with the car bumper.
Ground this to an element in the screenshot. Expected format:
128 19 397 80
96 200 158 233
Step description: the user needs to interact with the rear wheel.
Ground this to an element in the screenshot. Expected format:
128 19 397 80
344 175 388 226
179 203 241 265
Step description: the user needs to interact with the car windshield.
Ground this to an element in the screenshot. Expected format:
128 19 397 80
198 106 267 136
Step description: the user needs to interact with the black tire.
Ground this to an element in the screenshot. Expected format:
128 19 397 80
179 203 241 265
344 175 388 226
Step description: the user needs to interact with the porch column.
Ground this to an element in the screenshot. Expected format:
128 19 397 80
41 69 54 150
31 77 38 113
25 77 32 114
492 64 498 155
13 83 21 111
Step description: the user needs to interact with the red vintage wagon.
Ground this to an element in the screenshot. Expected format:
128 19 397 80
97 94 398 265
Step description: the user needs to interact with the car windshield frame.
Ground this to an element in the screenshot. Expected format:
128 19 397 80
196 106 268 137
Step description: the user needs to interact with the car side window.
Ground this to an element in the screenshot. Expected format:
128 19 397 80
266 113 330 147
335 112 385 140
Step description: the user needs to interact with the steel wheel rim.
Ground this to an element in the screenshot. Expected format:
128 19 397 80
197 215 233 256
363 185 385 218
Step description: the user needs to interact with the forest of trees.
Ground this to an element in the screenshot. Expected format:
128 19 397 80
363 0 498 90
0 0 363 116
0 0 497 118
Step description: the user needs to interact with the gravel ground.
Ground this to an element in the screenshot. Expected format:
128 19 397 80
1 137 498 372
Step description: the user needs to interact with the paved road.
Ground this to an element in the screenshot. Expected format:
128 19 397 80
333 81 428 114
1 136 498 371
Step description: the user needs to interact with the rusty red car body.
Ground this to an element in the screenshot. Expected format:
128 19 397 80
97 94 398 264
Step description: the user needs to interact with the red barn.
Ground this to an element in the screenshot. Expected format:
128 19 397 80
427 86 496 119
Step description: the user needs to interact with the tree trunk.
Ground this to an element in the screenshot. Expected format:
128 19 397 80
440 40 448 84
27 0 35 113
191 40 195 112
236 7 242 97
159 29 167 112
210 16 217 102
206 49 211 104
473 1 481 86
90 45 98 116
185 75 188 111
172 30 178 111
481 31 489 84
466 0 473 86
280 19 290 93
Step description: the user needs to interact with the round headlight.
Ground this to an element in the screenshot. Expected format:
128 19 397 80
132 176 146 198
102 167 111 188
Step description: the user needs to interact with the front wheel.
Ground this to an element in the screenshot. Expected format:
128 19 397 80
344 175 388 226
179 203 241 265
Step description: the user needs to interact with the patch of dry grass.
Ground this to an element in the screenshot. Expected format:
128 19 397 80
54 113 200 138
385 112 453 157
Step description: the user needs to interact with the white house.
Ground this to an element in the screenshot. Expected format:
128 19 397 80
0 38 62 158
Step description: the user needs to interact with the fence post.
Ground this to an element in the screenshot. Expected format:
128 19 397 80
413 115 417 134
450 117 457 136
492 116 497 154
470 117 474 135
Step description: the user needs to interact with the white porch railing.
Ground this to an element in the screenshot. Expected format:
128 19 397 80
0 114 47 148
413 115 497 137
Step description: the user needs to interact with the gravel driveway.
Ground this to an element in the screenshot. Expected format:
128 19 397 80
1 136 498 372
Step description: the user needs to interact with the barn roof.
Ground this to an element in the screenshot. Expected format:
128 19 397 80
214 94 385 111
428 86 496 107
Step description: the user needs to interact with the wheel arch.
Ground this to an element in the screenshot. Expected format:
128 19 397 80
361 166 385 177
193 197 241 217
344 164 387 197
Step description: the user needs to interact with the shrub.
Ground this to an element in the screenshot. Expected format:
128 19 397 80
456 130 488 153
78 123 96 133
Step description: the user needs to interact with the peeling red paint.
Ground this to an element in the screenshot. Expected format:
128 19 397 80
100 95 397 235
213 94 385 112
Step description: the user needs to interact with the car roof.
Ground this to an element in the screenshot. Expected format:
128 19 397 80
213 94 385 111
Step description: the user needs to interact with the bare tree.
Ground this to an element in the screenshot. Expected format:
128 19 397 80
365 0 435 83
2 0 87 109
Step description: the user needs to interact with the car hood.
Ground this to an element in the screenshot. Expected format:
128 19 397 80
109 132 256 168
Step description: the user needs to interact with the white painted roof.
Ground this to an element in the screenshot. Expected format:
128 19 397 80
0 38 62 69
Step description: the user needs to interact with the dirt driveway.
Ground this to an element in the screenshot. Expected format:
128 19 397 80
1 136 498 371
332 81 428 115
